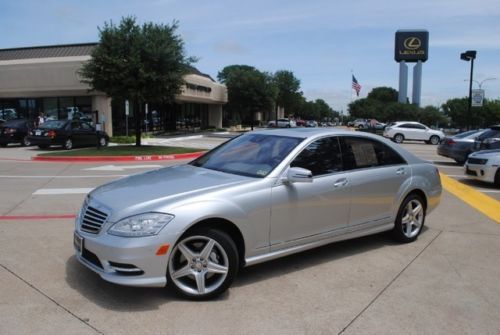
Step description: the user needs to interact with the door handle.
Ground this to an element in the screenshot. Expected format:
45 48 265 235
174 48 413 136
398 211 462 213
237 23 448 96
396 167 406 175
333 178 348 187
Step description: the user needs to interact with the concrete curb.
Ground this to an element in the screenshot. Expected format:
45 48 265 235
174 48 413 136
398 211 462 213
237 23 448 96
31 151 205 162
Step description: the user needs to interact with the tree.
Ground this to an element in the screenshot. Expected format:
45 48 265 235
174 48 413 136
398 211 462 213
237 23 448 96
79 16 193 145
274 70 301 116
218 65 277 125
366 87 398 103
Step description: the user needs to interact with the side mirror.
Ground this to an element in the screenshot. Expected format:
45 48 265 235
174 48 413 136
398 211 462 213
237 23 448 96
285 167 313 183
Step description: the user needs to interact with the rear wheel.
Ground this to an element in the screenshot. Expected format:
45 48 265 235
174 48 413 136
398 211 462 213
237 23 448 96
429 135 440 145
168 228 238 300
393 133 404 143
392 194 426 243
64 138 73 150
22 136 31 147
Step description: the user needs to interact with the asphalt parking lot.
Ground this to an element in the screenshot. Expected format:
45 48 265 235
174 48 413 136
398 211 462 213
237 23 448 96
0 137 499 335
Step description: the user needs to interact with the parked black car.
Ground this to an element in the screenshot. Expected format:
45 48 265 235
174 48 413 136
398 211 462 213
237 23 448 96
473 125 500 152
0 119 33 147
437 129 486 164
28 120 109 150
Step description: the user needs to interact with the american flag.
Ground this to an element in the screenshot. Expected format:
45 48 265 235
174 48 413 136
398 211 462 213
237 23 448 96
352 75 361 96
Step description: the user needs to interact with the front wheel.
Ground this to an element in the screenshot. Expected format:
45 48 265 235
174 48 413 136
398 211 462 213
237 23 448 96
392 194 426 243
99 137 108 147
168 228 239 300
393 134 404 144
495 169 500 187
429 135 440 145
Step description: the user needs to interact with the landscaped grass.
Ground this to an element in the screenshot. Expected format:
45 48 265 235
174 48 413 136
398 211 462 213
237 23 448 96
38 145 203 156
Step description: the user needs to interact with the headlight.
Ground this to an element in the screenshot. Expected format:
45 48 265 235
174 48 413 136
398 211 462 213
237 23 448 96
108 213 174 237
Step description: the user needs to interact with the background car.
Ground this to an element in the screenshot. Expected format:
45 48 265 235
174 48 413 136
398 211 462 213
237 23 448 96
267 118 297 128
383 121 444 144
73 128 441 300
0 119 33 147
352 119 368 128
472 125 500 152
305 120 318 127
437 129 486 164
28 119 109 150
464 150 500 186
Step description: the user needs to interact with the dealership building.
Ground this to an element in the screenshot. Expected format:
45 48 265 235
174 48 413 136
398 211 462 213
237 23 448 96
0 43 227 136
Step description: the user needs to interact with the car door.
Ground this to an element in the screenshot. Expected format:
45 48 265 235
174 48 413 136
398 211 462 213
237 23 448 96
69 121 84 145
270 136 351 249
398 123 417 140
339 136 408 227
412 123 428 140
79 122 97 145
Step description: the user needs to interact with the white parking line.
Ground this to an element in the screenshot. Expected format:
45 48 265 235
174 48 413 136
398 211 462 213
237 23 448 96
33 188 94 195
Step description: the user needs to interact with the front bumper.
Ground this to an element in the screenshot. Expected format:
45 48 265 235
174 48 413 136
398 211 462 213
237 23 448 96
464 163 496 184
74 228 181 287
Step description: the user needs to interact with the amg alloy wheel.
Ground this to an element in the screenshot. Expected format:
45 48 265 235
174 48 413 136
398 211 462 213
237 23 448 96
168 228 238 300
393 194 425 243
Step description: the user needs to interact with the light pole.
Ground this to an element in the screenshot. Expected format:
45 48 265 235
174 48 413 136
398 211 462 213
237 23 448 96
460 50 477 130
472 78 497 89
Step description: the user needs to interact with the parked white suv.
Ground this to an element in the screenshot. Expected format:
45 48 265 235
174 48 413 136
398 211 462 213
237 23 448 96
383 121 444 145
267 118 297 128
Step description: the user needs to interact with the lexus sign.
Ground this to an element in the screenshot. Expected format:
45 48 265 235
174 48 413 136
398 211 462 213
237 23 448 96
395 30 429 62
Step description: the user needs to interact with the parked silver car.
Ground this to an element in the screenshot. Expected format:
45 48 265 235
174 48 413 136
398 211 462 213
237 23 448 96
74 128 442 299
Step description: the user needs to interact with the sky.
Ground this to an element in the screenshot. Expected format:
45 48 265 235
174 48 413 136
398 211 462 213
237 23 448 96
1 0 499 113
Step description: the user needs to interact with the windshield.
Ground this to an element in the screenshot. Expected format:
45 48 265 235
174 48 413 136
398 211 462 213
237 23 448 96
190 133 304 178
39 120 67 129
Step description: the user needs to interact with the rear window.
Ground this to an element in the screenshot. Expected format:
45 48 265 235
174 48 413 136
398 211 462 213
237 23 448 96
40 120 67 129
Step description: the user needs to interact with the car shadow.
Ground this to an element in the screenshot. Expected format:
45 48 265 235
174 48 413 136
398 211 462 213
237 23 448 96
433 160 460 166
65 228 428 308
458 178 498 189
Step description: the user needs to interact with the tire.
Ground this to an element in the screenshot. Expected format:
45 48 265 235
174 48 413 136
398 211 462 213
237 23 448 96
429 135 440 145
357 125 364 129
495 169 500 187
38 145 49 149
393 133 404 144
99 137 108 147
392 194 426 243
168 228 239 300
64 138 73 150
22 136 31 147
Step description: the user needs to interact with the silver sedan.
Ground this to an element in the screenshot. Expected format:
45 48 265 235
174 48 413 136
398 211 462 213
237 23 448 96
74 128 442 299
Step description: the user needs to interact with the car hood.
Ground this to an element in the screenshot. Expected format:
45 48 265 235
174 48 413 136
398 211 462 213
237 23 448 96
89 164 253 216
470 149 500 157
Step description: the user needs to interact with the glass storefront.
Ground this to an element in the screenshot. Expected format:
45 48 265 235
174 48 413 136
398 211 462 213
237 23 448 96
111 99 209 135
0 96 92 123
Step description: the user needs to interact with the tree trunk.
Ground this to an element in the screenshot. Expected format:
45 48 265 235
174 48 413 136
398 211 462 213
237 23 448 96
135 100 142 146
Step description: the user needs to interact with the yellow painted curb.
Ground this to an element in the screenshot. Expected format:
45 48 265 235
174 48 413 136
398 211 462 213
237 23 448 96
440 173 500 224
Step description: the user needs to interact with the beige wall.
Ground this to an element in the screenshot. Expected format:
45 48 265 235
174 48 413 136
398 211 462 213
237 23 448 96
0 56 91 98
0 56 227 134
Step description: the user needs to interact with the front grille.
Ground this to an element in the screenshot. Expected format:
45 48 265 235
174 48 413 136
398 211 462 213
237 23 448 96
465 168 477 176
467 158 487 165
81 205 108 234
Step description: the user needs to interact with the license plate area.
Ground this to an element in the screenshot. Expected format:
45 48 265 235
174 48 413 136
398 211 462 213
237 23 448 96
74 232 83 254
35 130 41 136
